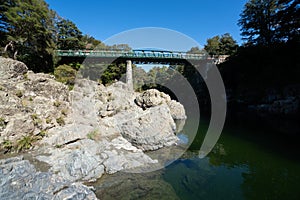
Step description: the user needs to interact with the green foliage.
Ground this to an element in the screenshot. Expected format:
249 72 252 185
1 0 55 72
16 135 36 152
2 139 13 153
46 117 52 124
56 117 65 126
204 36 220 56
187 47 206 54
218 42 300 102
31 114 38 120
87 129 100 140
54 64 77 87
37 130 47 138
204 34 238 56
0 117 5 128
56 19 84 50
238 0 299 45
101 63 126 85
31 114 42 126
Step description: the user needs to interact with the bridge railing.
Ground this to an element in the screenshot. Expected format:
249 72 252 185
56 49 207 60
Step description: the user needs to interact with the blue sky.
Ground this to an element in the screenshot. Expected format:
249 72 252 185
45 0 247 49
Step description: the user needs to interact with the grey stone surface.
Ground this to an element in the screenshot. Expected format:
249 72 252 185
117 104 178 151
0 57 28 79
0 156 98 200
135 89 186 119
0 58 70 144
0 57 187 197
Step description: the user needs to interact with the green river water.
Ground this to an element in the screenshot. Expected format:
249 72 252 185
92 118 300 200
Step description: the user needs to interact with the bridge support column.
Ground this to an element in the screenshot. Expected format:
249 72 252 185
126 60 133 92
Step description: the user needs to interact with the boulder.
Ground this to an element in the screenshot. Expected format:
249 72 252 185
117 104 178 151
135 89 186 119
135 89 171 109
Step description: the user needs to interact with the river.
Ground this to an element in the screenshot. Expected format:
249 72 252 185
91 116 300 200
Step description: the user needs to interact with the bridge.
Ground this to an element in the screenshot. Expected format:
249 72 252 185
56 49 207 61
56 49 209 91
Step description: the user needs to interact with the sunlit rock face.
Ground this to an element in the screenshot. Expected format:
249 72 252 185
0 57 187 186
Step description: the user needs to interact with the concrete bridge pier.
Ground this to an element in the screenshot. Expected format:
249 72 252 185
126 60 133 92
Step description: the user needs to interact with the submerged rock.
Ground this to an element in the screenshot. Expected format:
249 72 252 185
0 156 98 199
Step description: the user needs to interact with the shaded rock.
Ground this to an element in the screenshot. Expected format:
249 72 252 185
0 57 28 79
91 171 180 200
0 156 98 199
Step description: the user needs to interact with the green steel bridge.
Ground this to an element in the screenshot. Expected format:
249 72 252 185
56 49 208 65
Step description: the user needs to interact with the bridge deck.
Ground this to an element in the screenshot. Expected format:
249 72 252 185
56 49 207 61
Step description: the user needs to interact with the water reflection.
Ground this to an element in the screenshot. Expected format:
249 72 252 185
92 121 300 200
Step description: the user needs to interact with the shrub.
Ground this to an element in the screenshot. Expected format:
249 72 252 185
0 117 5 128
54 64 77 89
56 117 65 126
16 135 36 152
87 129 99 140
2 139 13 153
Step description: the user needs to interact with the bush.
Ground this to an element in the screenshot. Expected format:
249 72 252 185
56 117 65 126
2 139 13 153
54 64 77 89
16 135 36 152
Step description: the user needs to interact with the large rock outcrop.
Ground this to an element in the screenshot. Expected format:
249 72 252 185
0 57 187 198
0 58 70 145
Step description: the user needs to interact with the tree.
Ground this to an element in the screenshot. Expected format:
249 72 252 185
204 36 220 56
219 33 238 55
276 0 300 42
81 35 105 49
187 46 206 54
56 19 84 50
204 34 238 56
238 0 299 45
1 0 56 72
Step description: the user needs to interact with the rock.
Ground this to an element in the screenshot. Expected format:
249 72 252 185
0 57 70 144
135 89 186 119
117 104 178 151
0 156 98 199
37 139 106 182
2 113 35 140
135 89 171 109
103 136 157 174
168 100 187 119
37 137 157 181
92 170 180 200
0 57 28 79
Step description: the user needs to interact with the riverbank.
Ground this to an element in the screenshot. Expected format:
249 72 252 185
0 57 187 199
